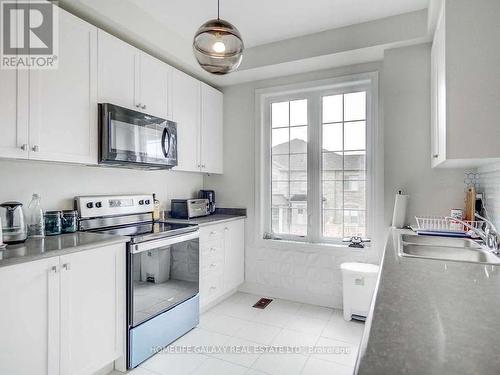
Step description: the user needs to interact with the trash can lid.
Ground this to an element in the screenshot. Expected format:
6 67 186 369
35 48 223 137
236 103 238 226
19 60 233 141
340 262 379 274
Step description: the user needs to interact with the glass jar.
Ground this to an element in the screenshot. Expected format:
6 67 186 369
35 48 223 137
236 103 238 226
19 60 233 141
44 211 62 236
61 210 78 233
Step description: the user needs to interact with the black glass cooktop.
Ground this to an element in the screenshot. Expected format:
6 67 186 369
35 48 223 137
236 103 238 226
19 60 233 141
91 222 197 243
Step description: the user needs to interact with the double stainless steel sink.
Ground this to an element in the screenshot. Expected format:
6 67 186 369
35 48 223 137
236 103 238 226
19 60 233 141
399 233 500 265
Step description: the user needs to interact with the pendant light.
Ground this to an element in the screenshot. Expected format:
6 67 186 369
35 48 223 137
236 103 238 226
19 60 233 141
193 0 244 75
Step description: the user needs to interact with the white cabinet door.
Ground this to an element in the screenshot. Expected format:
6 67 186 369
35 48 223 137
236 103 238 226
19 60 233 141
172 69 201 172
139 53 170 119
223 220 245 291
60 244 125 375
431 8 446 168
0 1 28 160
98 30 138 110
0 257 61 375
29 8 98 164
0 69 28 159
200 83 223 174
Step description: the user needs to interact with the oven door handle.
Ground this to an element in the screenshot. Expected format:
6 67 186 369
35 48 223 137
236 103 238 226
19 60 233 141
131 231 199 253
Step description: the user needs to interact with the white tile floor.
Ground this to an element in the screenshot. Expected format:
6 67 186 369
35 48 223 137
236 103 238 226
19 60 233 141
112 292 364 375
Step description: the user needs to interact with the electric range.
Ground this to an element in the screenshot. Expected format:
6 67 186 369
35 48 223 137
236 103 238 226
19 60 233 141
75 194 200 369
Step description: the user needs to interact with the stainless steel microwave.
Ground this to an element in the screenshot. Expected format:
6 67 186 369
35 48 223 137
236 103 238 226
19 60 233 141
99 103 177 169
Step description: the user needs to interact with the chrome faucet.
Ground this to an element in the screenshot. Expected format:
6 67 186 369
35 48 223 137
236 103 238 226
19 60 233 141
445 214 500 255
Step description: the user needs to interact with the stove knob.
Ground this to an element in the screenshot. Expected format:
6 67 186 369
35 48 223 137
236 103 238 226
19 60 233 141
139 200 144 205
96 202 102 208
86 202 93 209
145 199 150 205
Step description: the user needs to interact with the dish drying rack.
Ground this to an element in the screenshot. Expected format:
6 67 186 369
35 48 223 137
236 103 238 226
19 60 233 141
415 216 485 234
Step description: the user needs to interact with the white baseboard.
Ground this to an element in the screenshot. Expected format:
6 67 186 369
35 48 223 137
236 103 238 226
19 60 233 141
239 282 342 309
200 287 240 313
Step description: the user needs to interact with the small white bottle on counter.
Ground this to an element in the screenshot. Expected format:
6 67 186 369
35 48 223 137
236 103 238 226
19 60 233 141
27 193 45 237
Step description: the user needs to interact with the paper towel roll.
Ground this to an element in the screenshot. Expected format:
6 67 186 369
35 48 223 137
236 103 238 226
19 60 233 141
392 192 409 228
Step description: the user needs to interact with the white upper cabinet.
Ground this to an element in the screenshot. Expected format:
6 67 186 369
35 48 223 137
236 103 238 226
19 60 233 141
0 68 28 159
97 30 137 110
139 53 171 119
29 7 98 164
201 83 224 174
172 73 224 174
431 0 500 168
98 31 170 119
172 69 201 172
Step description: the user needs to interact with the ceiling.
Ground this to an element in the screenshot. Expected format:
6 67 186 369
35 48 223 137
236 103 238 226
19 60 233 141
127 0 429 48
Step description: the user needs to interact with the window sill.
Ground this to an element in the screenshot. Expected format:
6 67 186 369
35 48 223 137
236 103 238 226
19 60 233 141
256 237 371 254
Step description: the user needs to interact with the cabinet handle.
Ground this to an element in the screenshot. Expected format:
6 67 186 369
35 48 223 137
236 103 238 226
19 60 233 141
136 103 141 108
20 144 28 151
209 286 217 290
32 145 40 152
210 247 217 252
433 154 439 158
210 231 217 235
50 265 59 273
62 263 71 271
201 164 206 168
142 104 147 110
210 263 216 268
224 227 229 231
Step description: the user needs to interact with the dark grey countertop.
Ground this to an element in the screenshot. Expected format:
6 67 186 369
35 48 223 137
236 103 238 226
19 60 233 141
356 229 500 375
0 232 128 268
165 213 246 227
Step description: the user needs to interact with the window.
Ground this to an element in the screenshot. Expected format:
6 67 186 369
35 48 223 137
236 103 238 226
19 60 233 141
322 91 367 239
271 99 308 237
260 74 377 244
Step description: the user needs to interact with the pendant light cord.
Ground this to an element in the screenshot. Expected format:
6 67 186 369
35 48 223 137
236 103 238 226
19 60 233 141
217 0 220 19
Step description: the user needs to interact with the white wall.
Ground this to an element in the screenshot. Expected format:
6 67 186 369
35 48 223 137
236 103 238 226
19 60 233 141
204 62 383 308
383 44 466 226
0 160 202 211
478 163 500 230
205 43 468 308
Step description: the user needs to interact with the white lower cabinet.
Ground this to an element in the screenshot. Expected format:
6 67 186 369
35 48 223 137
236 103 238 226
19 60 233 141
199 219 245 309
0 257 60 375
0 243 125 375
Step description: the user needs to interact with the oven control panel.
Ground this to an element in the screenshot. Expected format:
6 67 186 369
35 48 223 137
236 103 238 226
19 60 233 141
75 194 154 219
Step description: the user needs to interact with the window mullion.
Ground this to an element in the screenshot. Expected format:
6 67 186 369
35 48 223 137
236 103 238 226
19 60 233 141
307 93 321 243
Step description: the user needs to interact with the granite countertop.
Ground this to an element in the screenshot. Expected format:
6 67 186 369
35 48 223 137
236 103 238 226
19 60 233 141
0 232 128 268
165 213 246 227
356 229 500 375
165 208 246 227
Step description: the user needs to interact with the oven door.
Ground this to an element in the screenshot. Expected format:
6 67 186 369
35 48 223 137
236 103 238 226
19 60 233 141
99 103 177 169
127 231 199 328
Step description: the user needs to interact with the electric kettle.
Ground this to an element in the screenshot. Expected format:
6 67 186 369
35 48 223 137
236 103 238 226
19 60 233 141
0 201 28 244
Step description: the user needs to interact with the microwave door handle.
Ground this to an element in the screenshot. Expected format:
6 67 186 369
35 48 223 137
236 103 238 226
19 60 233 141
131 231 199 254
161 127 170 158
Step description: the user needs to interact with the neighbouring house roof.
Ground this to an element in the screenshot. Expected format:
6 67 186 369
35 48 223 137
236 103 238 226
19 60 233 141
272 139 365 172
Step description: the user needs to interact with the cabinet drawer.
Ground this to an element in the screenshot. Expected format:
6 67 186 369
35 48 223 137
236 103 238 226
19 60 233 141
200 256 224 278
200 238 223 256
200 224 225 243
200 273 224 303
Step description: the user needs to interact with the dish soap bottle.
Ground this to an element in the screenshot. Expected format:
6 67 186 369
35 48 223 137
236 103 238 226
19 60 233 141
152 193 160 221
27 193 45 237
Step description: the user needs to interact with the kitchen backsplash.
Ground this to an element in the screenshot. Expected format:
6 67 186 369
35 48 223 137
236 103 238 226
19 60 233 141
0 160 203 211
477 162 500 229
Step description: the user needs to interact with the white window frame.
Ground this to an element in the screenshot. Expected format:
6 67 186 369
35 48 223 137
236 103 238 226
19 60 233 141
255 72 380 248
